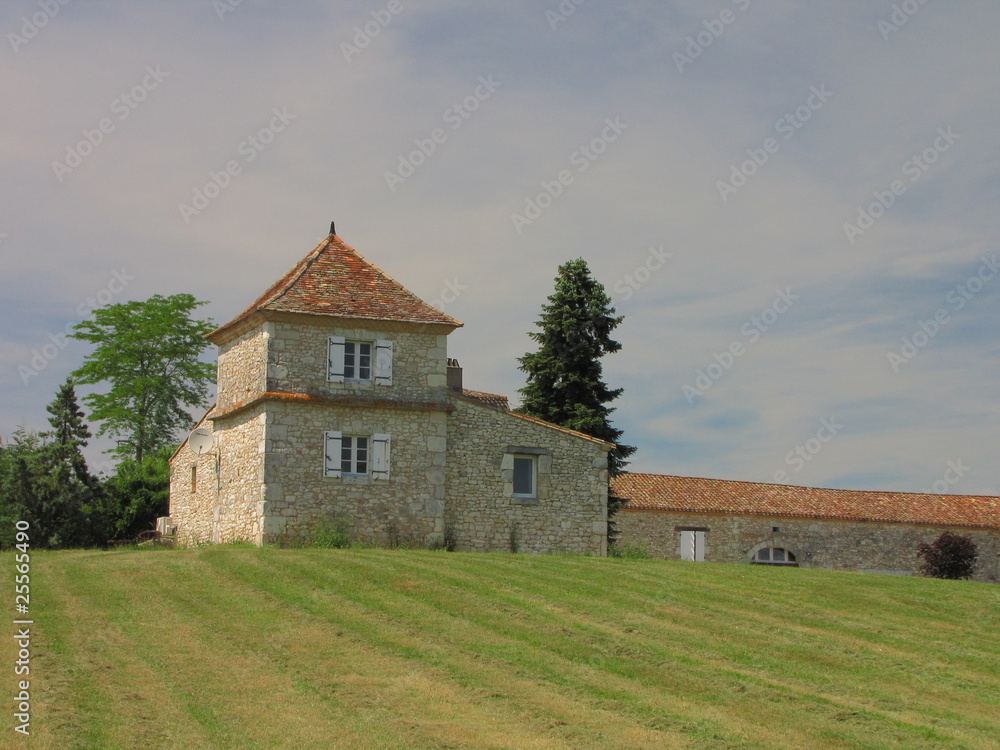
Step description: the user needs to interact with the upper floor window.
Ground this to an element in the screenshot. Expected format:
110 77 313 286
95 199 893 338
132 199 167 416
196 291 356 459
328 336 393 385
344 341 371 381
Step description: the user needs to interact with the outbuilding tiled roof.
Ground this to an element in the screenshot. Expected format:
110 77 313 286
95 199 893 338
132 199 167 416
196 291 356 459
613 472 1000 530
461 389 510 411
210 231 462 342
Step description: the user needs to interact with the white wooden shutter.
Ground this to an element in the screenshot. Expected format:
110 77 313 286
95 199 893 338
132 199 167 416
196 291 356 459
374 340 393 386
327 336 346 383
323 430 343 477
371 433 391 479
694 531 705 562
680 530 695 561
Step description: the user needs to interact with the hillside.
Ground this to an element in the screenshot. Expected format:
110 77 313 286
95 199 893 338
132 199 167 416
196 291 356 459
5 548 998 749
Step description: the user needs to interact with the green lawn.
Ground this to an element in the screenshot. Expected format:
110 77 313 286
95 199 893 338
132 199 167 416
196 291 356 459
4 548 999 749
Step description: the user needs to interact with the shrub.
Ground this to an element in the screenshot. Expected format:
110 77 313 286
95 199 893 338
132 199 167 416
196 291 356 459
308 518 352 549
608 541 652 559
917 531 978 580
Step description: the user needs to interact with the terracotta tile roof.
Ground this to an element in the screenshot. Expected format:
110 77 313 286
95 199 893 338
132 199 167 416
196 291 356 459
613 473 1000 530
210 232 462 342
461 389 510 411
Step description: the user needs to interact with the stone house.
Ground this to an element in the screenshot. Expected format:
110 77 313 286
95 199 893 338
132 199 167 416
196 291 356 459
613 473 1000 582
164 225 612 553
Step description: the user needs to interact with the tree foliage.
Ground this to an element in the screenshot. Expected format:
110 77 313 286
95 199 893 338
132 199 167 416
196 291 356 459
104 446 171 540
70 294 215 462
917 531 978 580
517 259 635 540
0 380 107 548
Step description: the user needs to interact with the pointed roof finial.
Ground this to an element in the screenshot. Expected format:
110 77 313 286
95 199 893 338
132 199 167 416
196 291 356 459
329 220 336 236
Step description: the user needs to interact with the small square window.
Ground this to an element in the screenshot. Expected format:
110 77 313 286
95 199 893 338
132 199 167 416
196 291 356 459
512 455 536 497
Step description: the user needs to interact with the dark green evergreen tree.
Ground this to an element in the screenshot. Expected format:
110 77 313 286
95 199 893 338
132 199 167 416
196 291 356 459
5 380 108 548
517 259 635 538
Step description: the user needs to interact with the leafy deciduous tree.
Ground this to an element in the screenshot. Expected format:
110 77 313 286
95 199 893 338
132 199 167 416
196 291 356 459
70 294 215 462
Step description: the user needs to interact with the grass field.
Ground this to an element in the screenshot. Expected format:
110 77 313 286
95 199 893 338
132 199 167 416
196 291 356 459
3 547 999 749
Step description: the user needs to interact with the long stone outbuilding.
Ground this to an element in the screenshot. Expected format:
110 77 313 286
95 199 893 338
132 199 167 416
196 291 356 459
613 473 1000 582
164 225 612 553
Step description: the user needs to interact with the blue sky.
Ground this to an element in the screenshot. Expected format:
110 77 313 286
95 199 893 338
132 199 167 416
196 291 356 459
2 0 999 494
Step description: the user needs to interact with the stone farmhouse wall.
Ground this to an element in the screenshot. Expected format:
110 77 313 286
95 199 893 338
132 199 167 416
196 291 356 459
167 418 217 546
445 397 610 555
265 315 451 402
168 404 266 546
258 399 449 548
618 509 1000 582
216 327 268 411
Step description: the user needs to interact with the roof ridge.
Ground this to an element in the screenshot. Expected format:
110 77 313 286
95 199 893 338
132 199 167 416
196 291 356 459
208 230 462 343
256 235 334 310
617 471 1000 501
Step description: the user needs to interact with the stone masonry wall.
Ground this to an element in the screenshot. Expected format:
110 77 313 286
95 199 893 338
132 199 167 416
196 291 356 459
446 397 609 555
168 417 217 547
617 509 1000 582
216 325 269 411
266 317 450 404
213 405 267 544
259 399 449 547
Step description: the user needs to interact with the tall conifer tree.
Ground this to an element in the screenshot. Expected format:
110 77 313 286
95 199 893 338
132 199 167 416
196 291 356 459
517 259 635 533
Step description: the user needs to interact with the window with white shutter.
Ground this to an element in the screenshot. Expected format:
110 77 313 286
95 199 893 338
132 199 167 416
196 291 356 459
327 336 346 383
323 430 343 477
374 340 393 386
680 530 706 562
371 433 391 479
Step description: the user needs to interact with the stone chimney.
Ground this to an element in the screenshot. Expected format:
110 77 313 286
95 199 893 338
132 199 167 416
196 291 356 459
446 358 463 393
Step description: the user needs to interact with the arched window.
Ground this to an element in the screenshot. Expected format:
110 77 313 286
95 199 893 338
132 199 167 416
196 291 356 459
753 547 798 566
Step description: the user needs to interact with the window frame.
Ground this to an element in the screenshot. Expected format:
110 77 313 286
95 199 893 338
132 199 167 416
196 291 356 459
343 340 373 382
340 434 370 476
511 454 537 499
752 546 799 566
679 529 706 561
